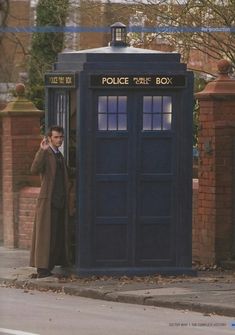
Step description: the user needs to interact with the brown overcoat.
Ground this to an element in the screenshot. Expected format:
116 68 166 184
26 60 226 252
30 147 70 269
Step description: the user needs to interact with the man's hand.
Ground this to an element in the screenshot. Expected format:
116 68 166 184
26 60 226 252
40 137 50 150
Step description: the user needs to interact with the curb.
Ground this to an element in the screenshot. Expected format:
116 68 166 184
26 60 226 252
1 277 235 317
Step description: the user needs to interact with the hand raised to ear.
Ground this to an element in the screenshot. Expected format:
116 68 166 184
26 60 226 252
40 137 50 150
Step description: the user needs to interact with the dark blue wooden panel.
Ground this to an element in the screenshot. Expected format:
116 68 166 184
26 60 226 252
96 181 128 217
138 224 172 261
141 138 172 174
139 181 172 217
94 225 128 262
96 137 128 174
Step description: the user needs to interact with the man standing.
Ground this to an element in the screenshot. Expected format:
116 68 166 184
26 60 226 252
30 125 70 278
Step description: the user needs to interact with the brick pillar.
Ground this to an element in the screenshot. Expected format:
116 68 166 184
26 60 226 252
0 83 44 248
196 60 235 264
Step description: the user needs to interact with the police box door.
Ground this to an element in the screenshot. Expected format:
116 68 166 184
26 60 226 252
89 88 187 269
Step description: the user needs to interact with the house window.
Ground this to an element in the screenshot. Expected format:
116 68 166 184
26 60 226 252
98 96 127 131
143 96 172 131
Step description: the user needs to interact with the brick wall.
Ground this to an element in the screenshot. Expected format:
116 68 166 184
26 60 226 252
0 86 43 248
214 122 235 260
196 104 235 264
18 187 39 249
196 61 235 264
197 99 217 263
11 116 42 189
1 115 41 247
197 105 235 264
2 117 15 247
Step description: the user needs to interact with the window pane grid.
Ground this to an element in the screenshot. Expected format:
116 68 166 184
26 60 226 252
143 96 172 131
98 96 127 131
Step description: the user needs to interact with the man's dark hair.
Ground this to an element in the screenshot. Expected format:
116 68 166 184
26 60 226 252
47 125 64 137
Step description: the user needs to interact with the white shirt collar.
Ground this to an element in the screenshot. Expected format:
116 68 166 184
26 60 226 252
49 145 60 154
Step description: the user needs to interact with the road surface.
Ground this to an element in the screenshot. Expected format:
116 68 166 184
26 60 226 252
0 287 234 335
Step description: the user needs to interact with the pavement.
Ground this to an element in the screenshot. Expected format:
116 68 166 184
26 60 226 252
0 246 235 317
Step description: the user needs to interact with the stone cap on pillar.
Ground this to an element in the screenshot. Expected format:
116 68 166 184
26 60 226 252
0 83 44 117
196 59 235 99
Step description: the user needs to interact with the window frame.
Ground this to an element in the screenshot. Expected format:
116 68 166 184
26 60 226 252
97 95 128 131
142 95 172 131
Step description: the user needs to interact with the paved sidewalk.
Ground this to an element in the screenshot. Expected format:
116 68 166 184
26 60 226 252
0 246 235 317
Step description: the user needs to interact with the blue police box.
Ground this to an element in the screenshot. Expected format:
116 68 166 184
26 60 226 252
45 23 194 276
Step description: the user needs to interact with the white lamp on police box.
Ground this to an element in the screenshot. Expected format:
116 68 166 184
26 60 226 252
110 22 128 47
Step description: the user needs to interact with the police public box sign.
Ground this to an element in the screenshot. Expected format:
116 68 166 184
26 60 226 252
45 73 76 87
90 75 186 88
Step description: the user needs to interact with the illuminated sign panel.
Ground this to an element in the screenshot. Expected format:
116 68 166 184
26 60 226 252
45 73 76 87
90 75 186 88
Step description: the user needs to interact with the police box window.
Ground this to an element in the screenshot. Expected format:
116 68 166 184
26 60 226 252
98 96 127 131
143 96 172 131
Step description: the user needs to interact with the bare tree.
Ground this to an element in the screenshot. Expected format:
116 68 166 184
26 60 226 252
1 0 234 85
125 0 235 75
0 0 9 26
0 0 30 85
